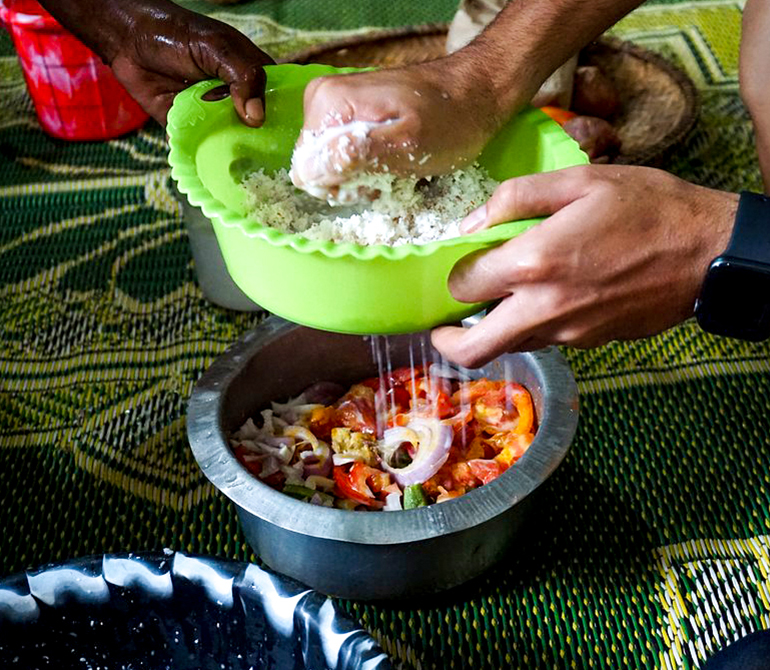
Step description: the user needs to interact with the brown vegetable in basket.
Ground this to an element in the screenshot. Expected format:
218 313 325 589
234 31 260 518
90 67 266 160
563 115 621 161
571 66 621 118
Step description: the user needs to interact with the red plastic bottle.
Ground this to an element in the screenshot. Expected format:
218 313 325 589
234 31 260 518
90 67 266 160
0 0 149 140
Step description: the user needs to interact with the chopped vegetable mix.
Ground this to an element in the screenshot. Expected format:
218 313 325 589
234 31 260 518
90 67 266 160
230 366 537 511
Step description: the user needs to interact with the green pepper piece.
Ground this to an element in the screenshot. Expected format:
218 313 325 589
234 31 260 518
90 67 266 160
403 484 428 509
282 484 316 500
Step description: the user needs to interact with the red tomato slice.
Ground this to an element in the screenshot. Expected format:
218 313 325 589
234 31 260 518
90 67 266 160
387 385 412 414
359 376 380 391
307 406 336 441
335 384 378 435
234 447 286 488
356 463 391 493
333 465 375 506
433 391 455 419
468 459 504 485
388 366 424 387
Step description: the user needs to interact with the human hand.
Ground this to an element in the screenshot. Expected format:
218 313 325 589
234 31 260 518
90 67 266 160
39 0 274 127
290 57 509 197
431 165 739 367
112 4 275 127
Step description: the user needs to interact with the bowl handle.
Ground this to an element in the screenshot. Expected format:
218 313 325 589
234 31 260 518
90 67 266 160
168 79 234 130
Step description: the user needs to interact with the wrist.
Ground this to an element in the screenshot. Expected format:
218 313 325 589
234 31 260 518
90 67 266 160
446 0 648 125
37 0 129 62
695 191 770 340
38 0 180 65
422 52 523 137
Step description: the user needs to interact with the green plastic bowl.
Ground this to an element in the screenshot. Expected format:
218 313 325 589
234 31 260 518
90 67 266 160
167 63 588 335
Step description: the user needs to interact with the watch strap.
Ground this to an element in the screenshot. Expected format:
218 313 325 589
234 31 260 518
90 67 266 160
724 191 770 263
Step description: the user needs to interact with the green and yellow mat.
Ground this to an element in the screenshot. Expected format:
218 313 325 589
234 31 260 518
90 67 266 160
1 1 768 668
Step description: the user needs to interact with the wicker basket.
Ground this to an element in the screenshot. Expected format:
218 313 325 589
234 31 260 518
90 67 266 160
283 24 699 166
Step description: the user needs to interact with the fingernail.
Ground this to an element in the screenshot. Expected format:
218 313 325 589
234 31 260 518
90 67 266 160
244 98 264 125
460 204 488 234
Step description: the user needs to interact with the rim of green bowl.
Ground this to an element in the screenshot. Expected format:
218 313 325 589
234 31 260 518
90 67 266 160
167 70 584 261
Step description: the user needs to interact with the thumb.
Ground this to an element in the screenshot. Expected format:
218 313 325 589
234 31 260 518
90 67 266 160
228 62 272 128
460 165 597 233
201 29 275 128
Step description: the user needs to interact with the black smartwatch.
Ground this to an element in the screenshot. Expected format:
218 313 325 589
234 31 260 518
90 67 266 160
695 191 770 341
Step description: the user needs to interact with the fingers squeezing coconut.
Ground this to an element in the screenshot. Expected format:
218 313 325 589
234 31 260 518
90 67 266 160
290 119 396 205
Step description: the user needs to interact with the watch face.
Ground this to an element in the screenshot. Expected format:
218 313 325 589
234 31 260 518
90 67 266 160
695 257 770 341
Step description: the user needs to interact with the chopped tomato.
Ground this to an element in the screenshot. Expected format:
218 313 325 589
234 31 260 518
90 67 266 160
410 390 455 420
333 462 392 507
489 431 534 467
422 464 454 496
468 458 504 485
335 384 378 435
348 462 375 497
333 465 375 506
382 482 402 496
433 391 455 419
390 366 424 386
392 413 410 427
448 410 475 449
387 385 412 414
359 367 424 395
353 461 391 494
448 407 473 428
234 447 286 488
413 375 451 403
359 376 381 390
234 445 261 476
307 406 336 441
450 461 478 489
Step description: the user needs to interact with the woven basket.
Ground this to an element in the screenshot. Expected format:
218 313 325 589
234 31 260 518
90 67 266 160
283 24 699 166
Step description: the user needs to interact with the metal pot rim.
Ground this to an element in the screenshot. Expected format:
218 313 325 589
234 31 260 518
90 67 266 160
187 317 579 544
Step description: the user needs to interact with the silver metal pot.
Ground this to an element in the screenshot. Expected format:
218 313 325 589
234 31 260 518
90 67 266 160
187 317 578 600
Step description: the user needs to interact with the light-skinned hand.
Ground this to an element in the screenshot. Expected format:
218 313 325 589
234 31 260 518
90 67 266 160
290 58 506 195
431 165 739 367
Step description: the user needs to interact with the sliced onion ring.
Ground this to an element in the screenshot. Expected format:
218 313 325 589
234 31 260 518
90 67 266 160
378 426 420 464
283 426 319 451
379 418 453 487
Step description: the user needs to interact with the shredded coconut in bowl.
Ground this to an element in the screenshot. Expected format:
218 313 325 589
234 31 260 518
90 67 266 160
241 165 498 247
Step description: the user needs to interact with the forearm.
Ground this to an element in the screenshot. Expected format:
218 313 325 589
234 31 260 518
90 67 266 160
37 0 177 64
454 0 646 122
740 0 770 193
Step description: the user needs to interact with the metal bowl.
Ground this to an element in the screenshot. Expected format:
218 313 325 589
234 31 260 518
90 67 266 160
187 317 579 600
